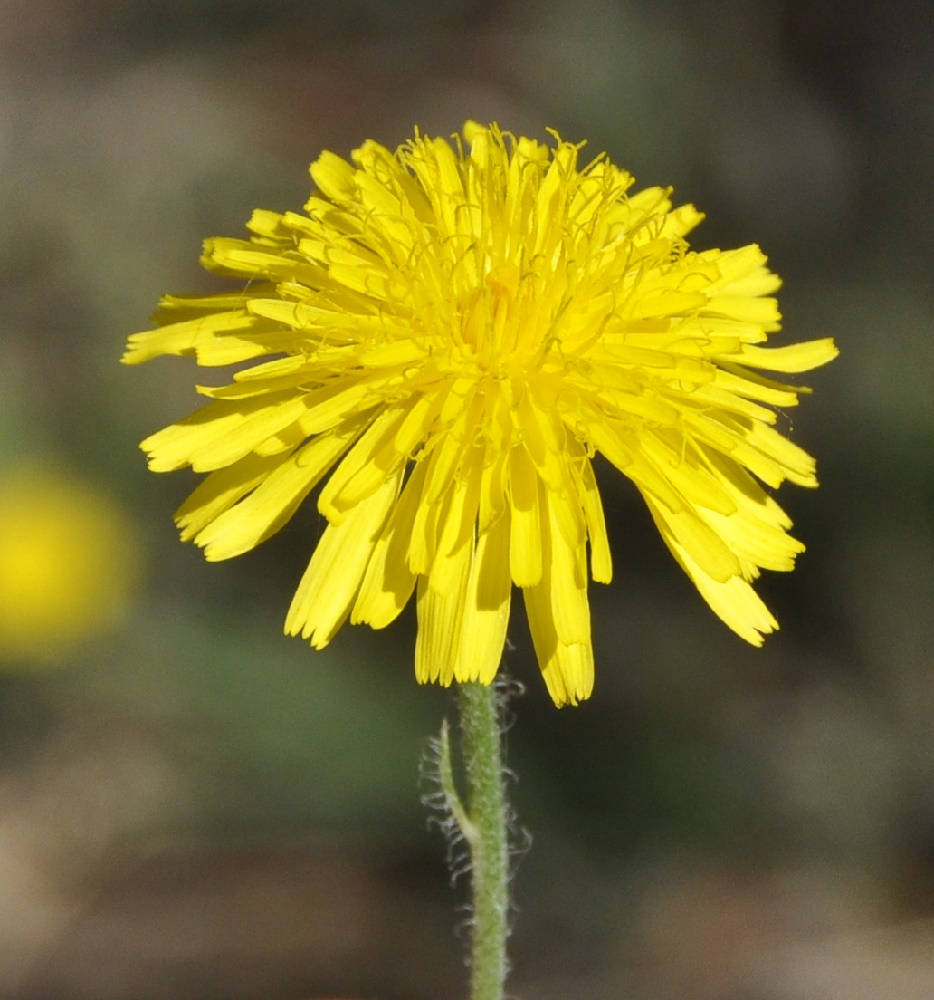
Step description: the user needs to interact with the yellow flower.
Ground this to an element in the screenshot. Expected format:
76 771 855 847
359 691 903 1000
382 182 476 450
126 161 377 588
0 464 139 663
124 123 836 706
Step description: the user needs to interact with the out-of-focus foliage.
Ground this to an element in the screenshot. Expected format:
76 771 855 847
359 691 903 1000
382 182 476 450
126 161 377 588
0 1 931 998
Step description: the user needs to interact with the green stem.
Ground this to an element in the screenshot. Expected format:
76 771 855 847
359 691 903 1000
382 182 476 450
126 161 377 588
458 681 510 1000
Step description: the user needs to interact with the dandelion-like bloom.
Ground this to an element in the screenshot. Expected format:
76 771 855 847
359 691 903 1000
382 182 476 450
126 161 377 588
0 465 138 663
124 123 836 706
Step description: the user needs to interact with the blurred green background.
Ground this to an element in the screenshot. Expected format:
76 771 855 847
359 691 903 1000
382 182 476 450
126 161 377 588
0 1 932 998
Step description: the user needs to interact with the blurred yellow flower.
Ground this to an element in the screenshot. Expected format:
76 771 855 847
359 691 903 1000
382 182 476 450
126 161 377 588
125 123 836 705
0 465 138 662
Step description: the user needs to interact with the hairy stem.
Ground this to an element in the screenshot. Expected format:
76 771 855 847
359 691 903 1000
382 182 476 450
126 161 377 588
458 681 510 1000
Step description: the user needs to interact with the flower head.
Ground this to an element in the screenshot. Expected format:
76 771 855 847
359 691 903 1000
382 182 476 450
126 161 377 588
124 122 836 706
0 464 138 663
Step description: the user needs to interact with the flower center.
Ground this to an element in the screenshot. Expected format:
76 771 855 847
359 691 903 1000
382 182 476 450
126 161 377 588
453 261 548 382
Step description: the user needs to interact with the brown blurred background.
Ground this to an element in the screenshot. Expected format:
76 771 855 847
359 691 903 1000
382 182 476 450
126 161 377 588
0 1 932 998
